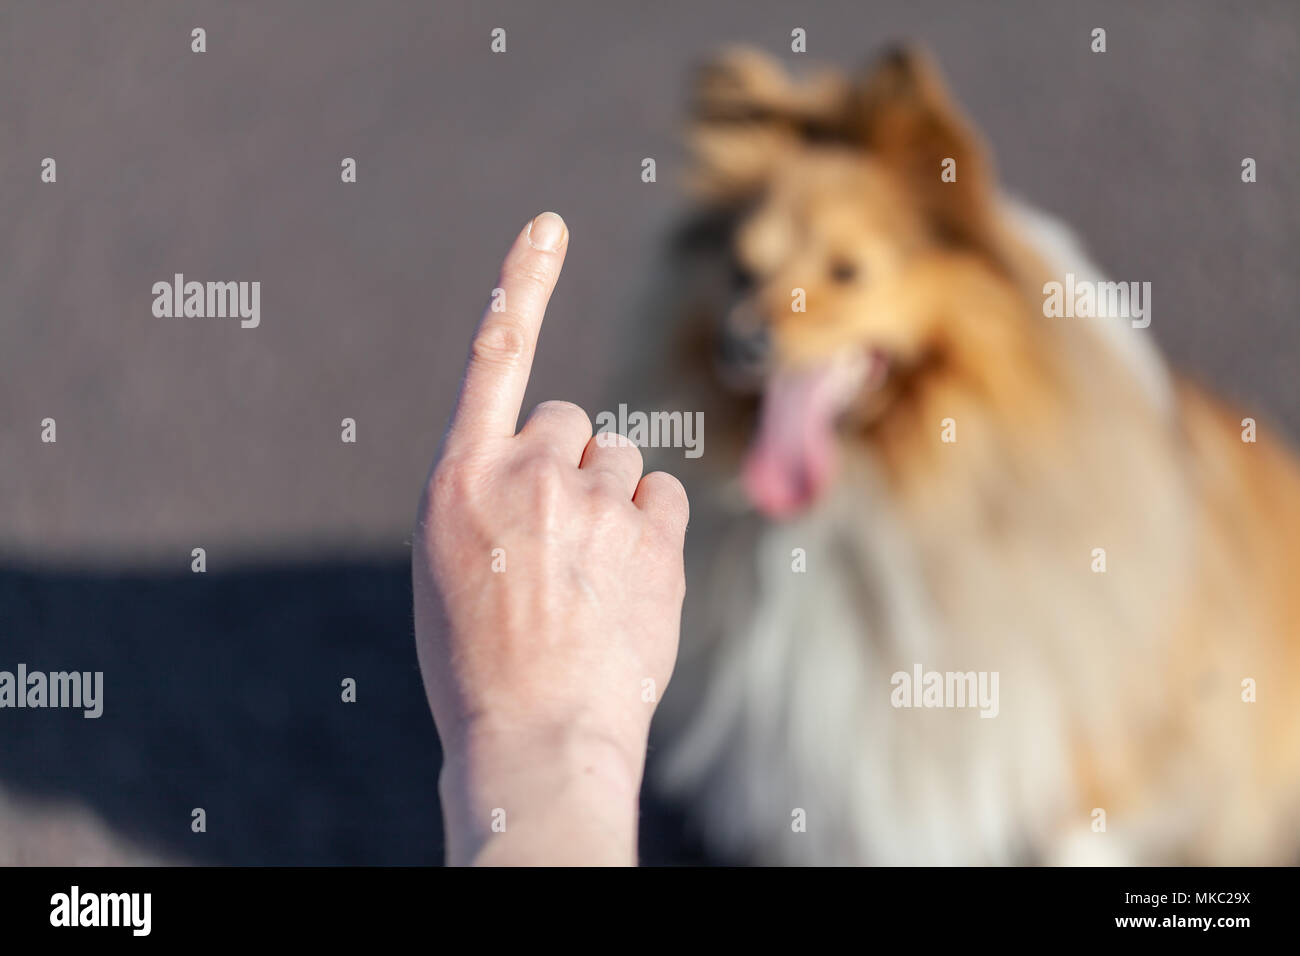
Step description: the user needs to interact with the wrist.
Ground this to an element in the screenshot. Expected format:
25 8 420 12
438 714 646 866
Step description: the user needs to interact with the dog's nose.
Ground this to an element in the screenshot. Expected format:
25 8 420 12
719 324 770 367
717 324 772 389
717 303 772 378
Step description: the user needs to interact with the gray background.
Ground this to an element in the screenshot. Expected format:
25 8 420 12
0 1 1295 864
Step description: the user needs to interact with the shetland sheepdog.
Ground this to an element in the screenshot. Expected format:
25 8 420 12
626 46 1300 864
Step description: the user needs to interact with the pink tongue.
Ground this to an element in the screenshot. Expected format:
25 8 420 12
742 364 845 518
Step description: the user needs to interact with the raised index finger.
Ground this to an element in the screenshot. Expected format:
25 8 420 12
445 211 569 448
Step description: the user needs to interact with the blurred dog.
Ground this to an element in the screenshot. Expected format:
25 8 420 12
632 46 1300 864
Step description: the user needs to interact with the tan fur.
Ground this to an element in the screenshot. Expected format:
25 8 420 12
642 46 1300 864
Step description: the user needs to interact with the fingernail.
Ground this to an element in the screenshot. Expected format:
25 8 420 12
527 211 567 252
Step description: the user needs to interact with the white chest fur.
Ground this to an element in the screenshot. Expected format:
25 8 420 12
656 472 1081 865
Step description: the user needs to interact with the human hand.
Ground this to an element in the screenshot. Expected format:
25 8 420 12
412 212 689 865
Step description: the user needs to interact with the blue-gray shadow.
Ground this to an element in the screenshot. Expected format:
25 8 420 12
0 560 709 865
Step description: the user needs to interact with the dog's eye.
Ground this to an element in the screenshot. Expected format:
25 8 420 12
829 259 858 284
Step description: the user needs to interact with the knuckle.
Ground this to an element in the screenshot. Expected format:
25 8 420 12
619 440 645 473
519 449 560 478
651 471 689 506
420 465 468 530
503 253 554 293
534 400 592 433
596 429 632 449
470 318 529 367
589 473 626 504
646 472 690 529
518 451 568 504
595 431 644 470
597 428 639 450
426 461 470 507
586 481 635 525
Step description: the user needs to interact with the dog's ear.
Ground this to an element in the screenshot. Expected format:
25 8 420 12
850 47 997 251
687 47 849 203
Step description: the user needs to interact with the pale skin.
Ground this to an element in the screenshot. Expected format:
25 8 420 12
413 212 690 866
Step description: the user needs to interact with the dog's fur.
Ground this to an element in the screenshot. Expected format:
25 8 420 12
630 47 1300 864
